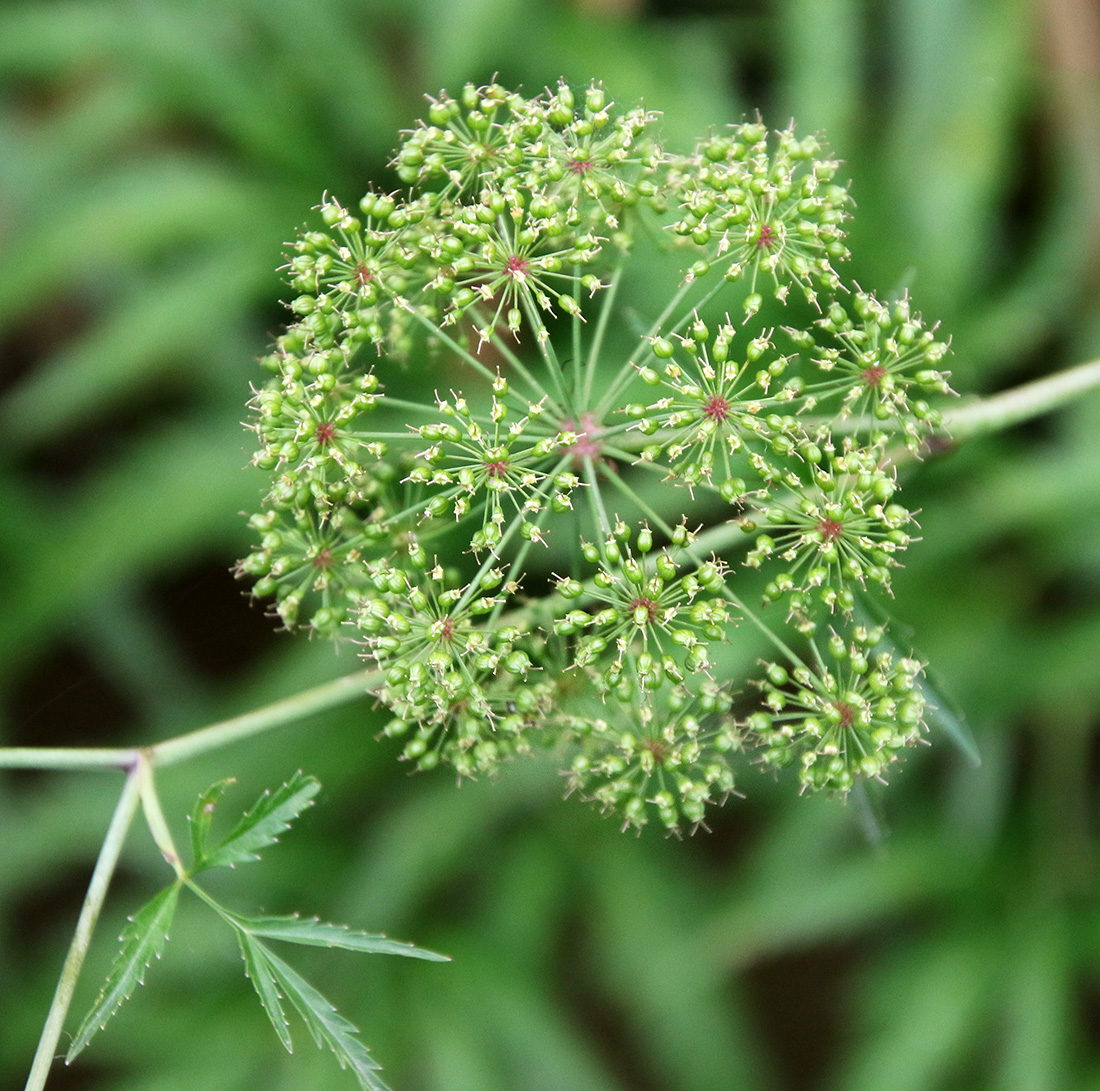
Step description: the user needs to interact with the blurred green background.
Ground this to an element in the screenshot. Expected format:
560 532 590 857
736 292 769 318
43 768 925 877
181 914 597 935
2 0 1100 1088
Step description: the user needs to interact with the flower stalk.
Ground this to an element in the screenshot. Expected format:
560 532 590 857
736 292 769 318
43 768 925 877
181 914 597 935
23 764 143 1091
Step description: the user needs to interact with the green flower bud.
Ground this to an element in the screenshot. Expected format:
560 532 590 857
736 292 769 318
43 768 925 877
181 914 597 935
766 663 789 687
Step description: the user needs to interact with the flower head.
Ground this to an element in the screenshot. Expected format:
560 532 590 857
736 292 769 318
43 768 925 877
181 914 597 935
798 292 953 450
553 521 730 687
628 318 801 492
750 625 927 794
240 82 956 829
745 442 914 618
671 123 852 306
564 679 740 832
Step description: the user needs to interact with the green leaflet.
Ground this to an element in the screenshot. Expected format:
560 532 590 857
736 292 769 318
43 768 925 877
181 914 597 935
234 930 390 1091
66 883 181 1062
186 774 446 1086
235 928 293 1055
230 913 450 961
188 777 236 869
191 771 320 873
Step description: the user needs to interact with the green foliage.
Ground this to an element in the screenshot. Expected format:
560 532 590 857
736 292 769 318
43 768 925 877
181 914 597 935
68 775 446 1090
228 914 450 959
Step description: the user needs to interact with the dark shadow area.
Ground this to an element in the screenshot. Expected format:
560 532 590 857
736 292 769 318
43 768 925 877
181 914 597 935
145 555 285 682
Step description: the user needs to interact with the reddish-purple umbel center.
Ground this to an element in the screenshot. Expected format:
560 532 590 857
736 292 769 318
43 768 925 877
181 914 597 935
355 264 373 286
862 365 887 387
440 616 455 642
311 549 333 570
818 518 843 542
483 459 509 478
835 702 855 728
567 157 594 175
562 412 603 460
703 394 731 423
756 223 776 251
314 421 336 445
631 596 660 623
642 737 668 765
505 255 529 277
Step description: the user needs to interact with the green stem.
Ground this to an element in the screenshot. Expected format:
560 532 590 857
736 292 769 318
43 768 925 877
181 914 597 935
486 512 549 628
601 461 676 538
139 768 185 877
583 264 624 408
183 877 228 917
582 456 613 540
384 488 465 528
451 515 527 616
468 306 561 412
24 765 143 1091
339 431 425 441
571 264 584 402
600 446 670 478
722 586 806 668
941 357 1100 438
519 290 571 412
375 398 439 415
151 669 381 767
0 747 138 772
1 670 382 773
596 273 727 418
396 301 514 395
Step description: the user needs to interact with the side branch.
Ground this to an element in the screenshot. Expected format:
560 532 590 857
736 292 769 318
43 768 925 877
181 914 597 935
0 747 139 772
0 670 383 773
151 669 382 766
942 357 1100 438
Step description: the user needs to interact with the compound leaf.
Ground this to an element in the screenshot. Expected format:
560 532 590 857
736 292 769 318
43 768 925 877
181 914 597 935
193 771 319 873
66 883 181 1062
